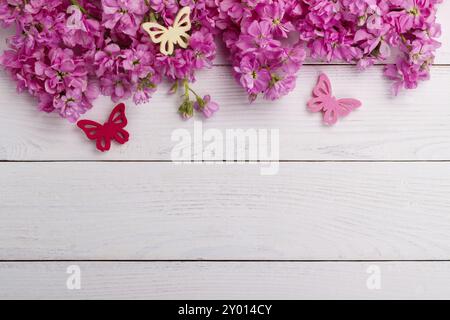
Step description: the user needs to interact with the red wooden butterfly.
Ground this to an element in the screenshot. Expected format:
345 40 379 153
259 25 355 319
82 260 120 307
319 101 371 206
307 73 362 125
77 103 129 152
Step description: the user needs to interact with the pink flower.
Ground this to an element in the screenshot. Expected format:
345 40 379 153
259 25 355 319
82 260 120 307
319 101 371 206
221 0 306 101
42 48 88 95
189 28 216 69
219 0 442 99
100 73 132 102
194 95 219 118
0 0 444 122
297 0 442 94
234 56 271 95
102 0 147 35
264 75 297 101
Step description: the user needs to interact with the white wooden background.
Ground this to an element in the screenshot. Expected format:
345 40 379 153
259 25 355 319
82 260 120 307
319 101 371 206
1 3 450 299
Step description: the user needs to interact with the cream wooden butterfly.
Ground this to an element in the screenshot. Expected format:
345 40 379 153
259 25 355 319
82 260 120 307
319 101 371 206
142 7 192 56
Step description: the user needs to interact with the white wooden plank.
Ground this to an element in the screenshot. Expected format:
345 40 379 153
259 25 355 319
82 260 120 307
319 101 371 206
1 65 450 161
1 261 449 299
1 162 450 260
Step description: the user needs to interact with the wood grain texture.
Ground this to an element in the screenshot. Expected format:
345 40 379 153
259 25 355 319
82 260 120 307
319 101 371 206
1 4 450 300
1 261 450 299
1 162 450 261
2 66 450 161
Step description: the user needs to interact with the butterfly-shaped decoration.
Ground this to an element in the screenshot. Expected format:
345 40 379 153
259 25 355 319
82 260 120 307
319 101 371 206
307 73 362 126
142 7 192 56
77 103 129 152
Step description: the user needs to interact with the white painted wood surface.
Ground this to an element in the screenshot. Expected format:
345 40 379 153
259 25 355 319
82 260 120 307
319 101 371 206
0 2 449 299
3 66 450 161
1 262 450 300
1 162 450 260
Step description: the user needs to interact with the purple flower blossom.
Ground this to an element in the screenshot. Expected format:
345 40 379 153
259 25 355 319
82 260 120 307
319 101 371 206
218 0 306 100
194 95 219 118
0 0 443 122
218 0 442 99
101 0 147 36
296 0 442 95
0 0 218 121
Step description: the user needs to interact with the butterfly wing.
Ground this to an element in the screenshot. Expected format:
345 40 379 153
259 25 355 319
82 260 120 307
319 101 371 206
77 120 111 152
142 22 173 55
161 39 175 56
313 73 333 98
307 73 333 113
336 98 362 117
172 6 191 49
95 135 112 152
322 102 340 126
112 129 129 145
77 120 103 140
322 98 361 126
307 97 327 113
173 7 191 33
143 7 191 55
108 103 128 127
142 22 168 45
172 32 190 50
107 103 129 146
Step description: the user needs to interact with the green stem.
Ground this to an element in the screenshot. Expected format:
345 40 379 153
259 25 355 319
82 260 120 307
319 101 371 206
183 79 202 100
149 11 158 22
188 87 201 99
70 0 87 14
183 79 190 99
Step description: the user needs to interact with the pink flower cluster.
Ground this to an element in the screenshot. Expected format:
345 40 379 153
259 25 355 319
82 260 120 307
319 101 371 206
216 0 306 101
299 0 443 95
216 0 442 98
0 0 218 122
0 0 444 122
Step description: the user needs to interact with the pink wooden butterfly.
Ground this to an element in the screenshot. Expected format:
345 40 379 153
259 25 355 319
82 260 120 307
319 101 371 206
307 73 362 125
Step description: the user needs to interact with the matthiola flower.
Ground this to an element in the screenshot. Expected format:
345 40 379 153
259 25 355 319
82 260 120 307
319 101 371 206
189 28 216 69
41 48 88 95
264 74 297 101
260 2 295 38
100 73 132 102
178 98 194 120
217 0 442 99
147 0 219 119
218 0 306 101
101 0 147 36
297 0 443 95
53 86 97 122
234 56 271 95
0 0 24 27
194 95 219 118
0 0 218 121
237 20 279 51
0 0 443 123
64 5 101 49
